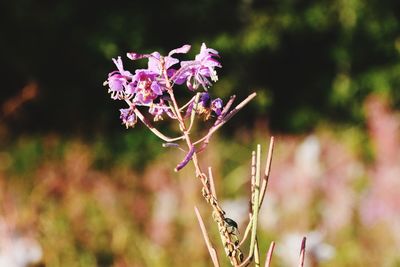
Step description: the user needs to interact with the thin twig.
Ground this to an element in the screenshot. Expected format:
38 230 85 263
168 101 179 119
254 238 261 267
214 95 236 126
264 241 275 267
259 136 275 207
127 102 184 142
239 150 256 247
250 145 262 259
195 95 238 155
251 150 257 198
239 216 253 248
239 145 262 267
179 94 197 111
298 237 307 267
187 93 200 132
223 92 257 122
194 207 220 267
208 167 217 199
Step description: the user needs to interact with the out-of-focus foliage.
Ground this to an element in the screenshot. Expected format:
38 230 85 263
1 0 400 133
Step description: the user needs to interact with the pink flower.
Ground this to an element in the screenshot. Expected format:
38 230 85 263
174 43 221 90
119 108 137 128
105 57 133 100
128 69 163 105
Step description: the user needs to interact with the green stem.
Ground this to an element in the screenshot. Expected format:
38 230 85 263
249 145 261 260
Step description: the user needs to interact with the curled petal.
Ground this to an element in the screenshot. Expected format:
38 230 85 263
164 56 180 70
211 98 223 116
175 145 195 171
126 52 151 60
186 75 197 91
147 52 162 73
196 43 219 59
168 44 191 56
112 56 124 72
162 143 180 148
112 57 132 76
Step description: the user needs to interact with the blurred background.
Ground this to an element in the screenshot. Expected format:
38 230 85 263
1 0 400 266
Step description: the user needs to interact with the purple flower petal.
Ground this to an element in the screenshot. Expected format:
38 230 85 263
175 145 195 171
108 73 125 92
151 81 163 95
168 44 191 56
175 44 221 90
212 98 223 116
148 52 179 74
163 56 180 70
112 57 132 76
119 108 137 128
147 52 162 73
126 52 151 60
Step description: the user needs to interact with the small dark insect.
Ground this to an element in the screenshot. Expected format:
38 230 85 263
224 217 238 229
238 250 244 262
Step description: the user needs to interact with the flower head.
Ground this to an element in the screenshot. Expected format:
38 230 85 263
106 72 126 99
123 45 193 106
129 69 163 105
175 43 221 90
128 44 191 76
148 98 174 121
120 108 137 128
105 57 133 100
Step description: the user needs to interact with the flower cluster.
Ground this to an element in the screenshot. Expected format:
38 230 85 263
104 43 223 128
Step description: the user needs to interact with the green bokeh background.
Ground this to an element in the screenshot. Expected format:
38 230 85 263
2 0 400 133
